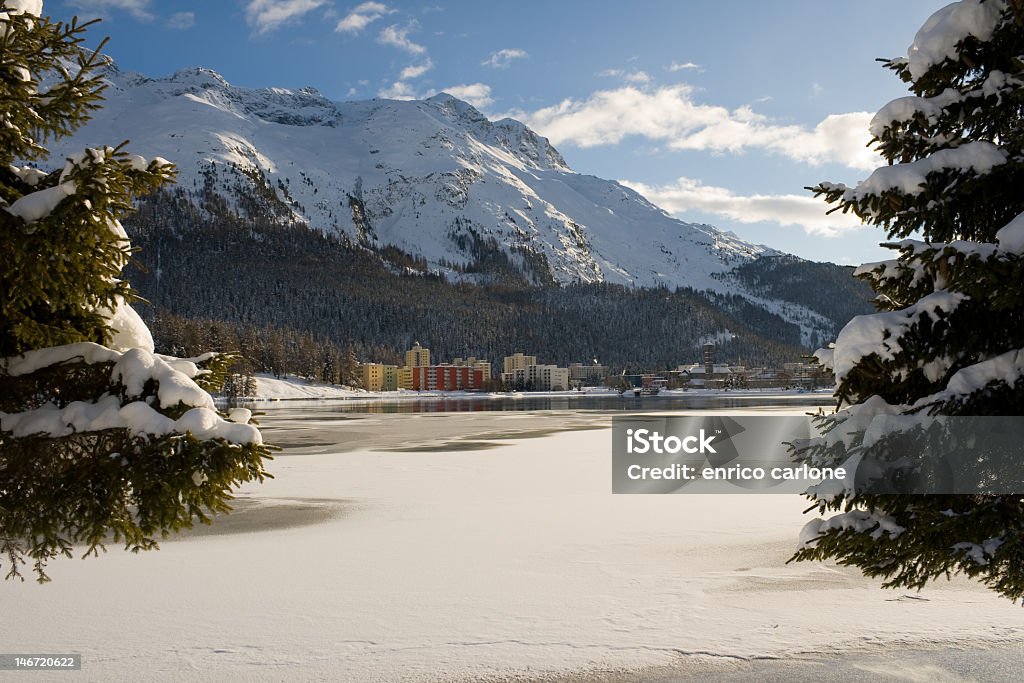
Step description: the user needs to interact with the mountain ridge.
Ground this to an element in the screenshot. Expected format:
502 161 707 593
43 61 860 346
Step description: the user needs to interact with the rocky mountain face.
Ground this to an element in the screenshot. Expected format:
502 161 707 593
46 63 867 347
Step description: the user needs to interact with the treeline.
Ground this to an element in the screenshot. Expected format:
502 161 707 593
123 186 845 373
149 310 367 384
716 254 874 334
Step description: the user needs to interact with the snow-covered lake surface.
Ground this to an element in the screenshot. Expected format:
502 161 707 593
4 397 1023 682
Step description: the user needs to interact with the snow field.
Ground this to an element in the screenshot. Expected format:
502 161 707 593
2 414 1020 682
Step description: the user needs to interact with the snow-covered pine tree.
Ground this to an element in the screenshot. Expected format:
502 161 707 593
793 0 1024 600
0 1 272 581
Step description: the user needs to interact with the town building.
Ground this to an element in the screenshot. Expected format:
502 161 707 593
405 341 431 368
382 365 399 391
503 352 537 375
502 364 570 391
676 362 737 389
782 362 833 389
453 356 492 379
569 362 607 386
409 365 485 391
357 363 399 391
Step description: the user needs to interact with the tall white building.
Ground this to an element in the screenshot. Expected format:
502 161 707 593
502 364 569 391
503 352 537 375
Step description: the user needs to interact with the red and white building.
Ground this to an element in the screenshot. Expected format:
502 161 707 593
409 365 485 391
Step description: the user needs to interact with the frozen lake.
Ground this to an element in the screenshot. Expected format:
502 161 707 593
3 396 1022 682
251 391 835 454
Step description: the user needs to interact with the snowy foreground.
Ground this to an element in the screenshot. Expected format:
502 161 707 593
3 407 1022 682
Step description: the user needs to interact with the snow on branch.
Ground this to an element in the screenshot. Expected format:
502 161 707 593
799 511 906 550
953 537 1005 566
844 141 1007 202
871 72 1022 138
0 399 260 446
995 211 1024 253
3 341 119 376
913 348 1024 410
2 343 261 445
112 348 215 410
3 180 75 222
906 0 1007 80
832 291 967 382
812 346 834 371
7 164 47 187
870 89 962 137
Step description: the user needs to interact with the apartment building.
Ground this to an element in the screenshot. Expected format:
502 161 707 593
502 364 570 391
502 352 537 375
405 342 431 368
452 356 492 380
409 365 484 391
358 363 399 392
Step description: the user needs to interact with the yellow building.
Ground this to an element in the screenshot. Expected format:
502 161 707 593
397 366 414 390
358 363 399 392
405 341 431 368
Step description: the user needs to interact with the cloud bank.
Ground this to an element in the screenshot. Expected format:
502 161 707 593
515 84 878 171
621 176 867 236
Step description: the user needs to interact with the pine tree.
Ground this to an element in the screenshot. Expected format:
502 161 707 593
793 0 1024 600
0 1 272 581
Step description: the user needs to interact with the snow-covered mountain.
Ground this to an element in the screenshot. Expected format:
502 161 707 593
47 63 839 342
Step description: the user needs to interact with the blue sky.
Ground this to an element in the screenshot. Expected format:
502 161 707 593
50 0 947 265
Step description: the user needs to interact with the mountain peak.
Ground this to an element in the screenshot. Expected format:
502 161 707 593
422 91 489 125
489 117 568 170
415 94 567 171
424 91 460 104
167 66 230 89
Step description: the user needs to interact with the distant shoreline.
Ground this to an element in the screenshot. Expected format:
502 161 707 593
232 373 837 403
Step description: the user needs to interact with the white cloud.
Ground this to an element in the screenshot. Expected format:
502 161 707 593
245 0 327 34
620 176 866 237
482 48 528 69
167 11 195 30
667 60 701 72
599 69 651 84
336 1 393 33
65 0 153 20
377 80 493 109
440 83 493 109
514 84 878 170
372 22 432 98
378 23 427 55
399 58 433 80
378 80 418 100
